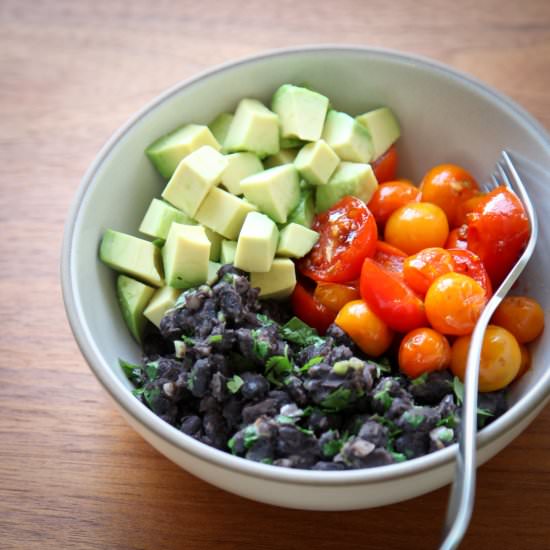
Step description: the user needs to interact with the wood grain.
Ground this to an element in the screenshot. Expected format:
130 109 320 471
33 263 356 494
1 0 550 548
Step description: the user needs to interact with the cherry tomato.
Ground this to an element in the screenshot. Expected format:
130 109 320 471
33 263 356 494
420 164 479 227
371 144 398 184
398 327 451 378
448 248 492 297
314 282 360 313
298 196 377 283
384 202 449 255
403 247 455 296
335 299 394 357
445 225 468 249
491 296 544 343
425 273 487 335
516 344 531 380
454 195 486 227
367 179 420 225
360 258 427 333
466 186 530 287
373 241 407 275
291 282 335 334
451 325 521 392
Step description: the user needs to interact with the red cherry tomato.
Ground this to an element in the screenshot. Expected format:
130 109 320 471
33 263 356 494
373 241 407 275
367 179 420 225
403 247 455 296
466 186 530 287
448 248 492 297
298 196 377 283
313 283 360 313
291 282 335 335
445 225 468 249
360 258 428 333
371 145 398 183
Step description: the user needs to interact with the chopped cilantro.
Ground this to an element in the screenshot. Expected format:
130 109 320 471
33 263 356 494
261 458 273 465
321 431 346 458
265 355 293 387
373 381 394 410
119 358 142 385
243 425 259 449
402 410 425 429
299 355 323 373
453 376 464 405
280 317 324 346
438 427 454 443
276 415 295 425
391 451 407 463
320 387 352 412
251 329 270 359
411 372 429 386
370 414 402 438
227 375 244 394
145 360 159 381
477 407 494 428
208 334 223 344
131 387 145 397
373 358 391 378
181 334 195 346
296 426 314 436
227 435 237 454
256 313 274 326
437 414 459 429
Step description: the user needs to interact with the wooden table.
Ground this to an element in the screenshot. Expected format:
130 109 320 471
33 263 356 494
2 1 550 548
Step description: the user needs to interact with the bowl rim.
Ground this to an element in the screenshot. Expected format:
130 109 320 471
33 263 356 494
61 44 550 486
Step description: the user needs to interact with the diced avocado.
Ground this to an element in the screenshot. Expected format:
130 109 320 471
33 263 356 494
161 145 227 217
162 223 210 289
250 258 296 299
355 107 401 160
288 188 316 228
277 223 319 258
263 148 299 169
315 162 379 213
208 112 234 150
146 124 220 179
224 99 279 158
234 212 278 272
207 261 222 285
322 110 374 163
294 139 340 186
280 137 304 149
100 229 164 287
220 240 237 264
240 164 300 224
271 84 329 141
195 186 258 240
204 227 223 261
221 152 263 195
139 198 194 240
116 275 155 342
143 286 181 328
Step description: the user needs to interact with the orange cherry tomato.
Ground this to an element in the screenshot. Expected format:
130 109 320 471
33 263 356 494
367 179 420 225
448 248 492 298
455 195 486 227
335 299 394 357
291 282 335 335
371 144 398 184
384 202 449 255
425 273 487 335
403 247 455 296
420 163 479 227
451 325 521 392
445 225 468 249
398 327 451 378
491 296 544 343
313 282 360 313
373 241 407 275
516 344 531 380
466 186 530 287
360 258 427 333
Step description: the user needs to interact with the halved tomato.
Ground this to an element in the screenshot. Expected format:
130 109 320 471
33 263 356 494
290 282 335 335
371 144 398 184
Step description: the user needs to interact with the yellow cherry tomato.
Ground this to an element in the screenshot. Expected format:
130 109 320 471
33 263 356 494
398 328 451 378
516 344 531 380
491 296 544 343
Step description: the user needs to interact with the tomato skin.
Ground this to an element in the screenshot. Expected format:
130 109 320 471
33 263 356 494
298 196 377 283
420 164 479 227
360 258 428 333
451 325 521 392
335 300 394 357
371 144 398 183
291 282 335 334
448 248 492 298
403 247 455 296
367 179 420 225
445 225 468 249
373 241 407 274
466 186 530 287
398 328 451 378
313 282 360 313
491 296 544 343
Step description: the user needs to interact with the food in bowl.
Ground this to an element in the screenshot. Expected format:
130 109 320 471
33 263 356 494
98 83 543 470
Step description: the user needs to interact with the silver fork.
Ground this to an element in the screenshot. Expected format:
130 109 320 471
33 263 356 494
440 151 539 550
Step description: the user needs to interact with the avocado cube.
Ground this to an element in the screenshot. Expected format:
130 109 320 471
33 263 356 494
204 227 223 261
280 137 304 149
224 99 279 158
271 84 329 142
207 261 222 285
288 188 315 228
161 145 227 217
294 139 340 186
250 258 297 299
162 223 210 289
315 162 379 213
355 107 401 160
208 112 234 150
116 275 155 342
277 223 319 258
234 212 278 273
240 164 300 224
195 186 258 240
322 110 374 163
263 148 299 169
146 124 220 180
100 229 164 287
139 198 195 240
220 240 237 264
143 286 182 328
221 152 263 195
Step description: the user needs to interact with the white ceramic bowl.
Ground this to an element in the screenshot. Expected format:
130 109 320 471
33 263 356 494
62 46 550 511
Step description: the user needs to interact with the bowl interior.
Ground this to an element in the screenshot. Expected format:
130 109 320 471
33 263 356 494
67 47 550 467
